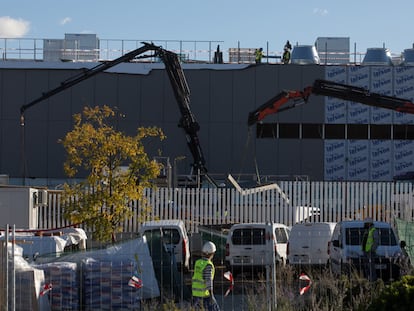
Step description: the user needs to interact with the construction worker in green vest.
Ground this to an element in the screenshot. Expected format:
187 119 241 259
255 48 264 64
192 241 220 311
282 40 292 64
361 218 379 281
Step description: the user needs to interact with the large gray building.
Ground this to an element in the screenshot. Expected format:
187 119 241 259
1 46 414 187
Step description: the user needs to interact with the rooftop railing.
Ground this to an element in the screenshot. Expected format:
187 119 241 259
0 37 405 65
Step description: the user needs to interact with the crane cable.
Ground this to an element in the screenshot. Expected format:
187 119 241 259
238 127 263 185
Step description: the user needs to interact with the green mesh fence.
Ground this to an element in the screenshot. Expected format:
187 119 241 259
395 218 414 265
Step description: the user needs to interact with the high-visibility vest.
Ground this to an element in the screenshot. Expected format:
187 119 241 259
283 50 291 62
192 258 215 298
363 227 377 252
255 50 263 62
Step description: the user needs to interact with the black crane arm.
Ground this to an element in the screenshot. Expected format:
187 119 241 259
248 79 414 125
20 42 161 122
312 79 414 114
156 49 206 171
19 42 215 186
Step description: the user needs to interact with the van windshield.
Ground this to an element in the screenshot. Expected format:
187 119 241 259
275 228 288 243
232 228 266 245
345 228 397 246
143 228 180 245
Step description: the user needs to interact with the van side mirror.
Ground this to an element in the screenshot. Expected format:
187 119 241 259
332 240 340 248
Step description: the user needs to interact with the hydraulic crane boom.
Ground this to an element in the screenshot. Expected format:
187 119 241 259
155 48 213 184
248 79 414 126
20 42 160 123
312 79 414 114
19 42 215 186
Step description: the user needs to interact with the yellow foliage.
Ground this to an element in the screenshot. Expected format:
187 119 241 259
59 105 165 242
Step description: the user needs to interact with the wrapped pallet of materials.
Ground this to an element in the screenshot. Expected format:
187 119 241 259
80 238 159 305
79 238 159 310
82 258 139 310
82 238 160 309
32 237 159 310
11 249 51 311
33 262 79 311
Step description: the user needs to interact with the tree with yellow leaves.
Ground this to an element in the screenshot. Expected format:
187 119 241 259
59 105 165 242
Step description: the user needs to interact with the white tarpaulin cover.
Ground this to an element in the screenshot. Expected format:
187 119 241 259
5 244 51 311
34 236 159 310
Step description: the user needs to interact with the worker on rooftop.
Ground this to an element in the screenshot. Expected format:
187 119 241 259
255 48 264 64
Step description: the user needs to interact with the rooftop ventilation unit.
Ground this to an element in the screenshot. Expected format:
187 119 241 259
291 45 320 65
401 48 414 66
362 48 393 65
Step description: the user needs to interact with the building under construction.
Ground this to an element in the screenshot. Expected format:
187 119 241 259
1 35 414 187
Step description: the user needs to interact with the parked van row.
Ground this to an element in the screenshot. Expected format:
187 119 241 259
138 219 406 281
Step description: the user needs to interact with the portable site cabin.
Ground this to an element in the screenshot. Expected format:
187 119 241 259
0 186 48 230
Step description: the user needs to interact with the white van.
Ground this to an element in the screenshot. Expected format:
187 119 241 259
329 220 403 281
225 222 290 273
287 222 336 267
139 219 190 271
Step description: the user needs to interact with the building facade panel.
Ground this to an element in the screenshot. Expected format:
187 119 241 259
347 66 370 124
325 66 348 124
370 66 393 124
370 139 393 181
394 66 414 124
393 140 414 176
1 62 414 185
324 140 347 180
347 140 370 181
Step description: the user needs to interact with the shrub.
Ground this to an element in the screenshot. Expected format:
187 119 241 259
366 275 414 311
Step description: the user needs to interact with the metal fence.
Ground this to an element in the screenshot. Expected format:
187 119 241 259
2 181 414 310
0 37 385 64
0 38 225 63
39 181 414 233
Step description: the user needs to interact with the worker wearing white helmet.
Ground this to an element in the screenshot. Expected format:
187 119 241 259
192 241 220 311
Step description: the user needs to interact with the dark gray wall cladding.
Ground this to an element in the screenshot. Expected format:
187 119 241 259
250 65 325 180
0 64 326 180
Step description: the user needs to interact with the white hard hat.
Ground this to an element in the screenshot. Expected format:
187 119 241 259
202 241 216 254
